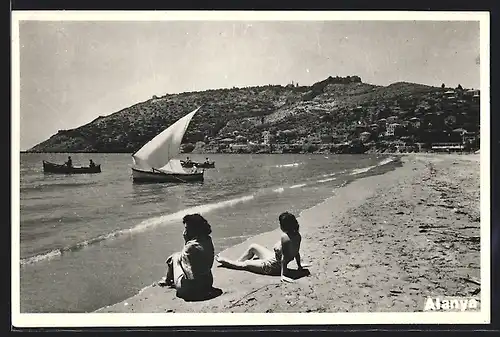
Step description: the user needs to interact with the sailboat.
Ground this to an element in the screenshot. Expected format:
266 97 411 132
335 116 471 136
130 106 204 183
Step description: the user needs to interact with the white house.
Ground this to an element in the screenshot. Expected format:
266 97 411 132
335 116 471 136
262 131 271 145
410 117 421 129
385 123 401 137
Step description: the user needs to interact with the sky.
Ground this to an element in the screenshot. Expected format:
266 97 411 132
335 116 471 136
16 18 481 150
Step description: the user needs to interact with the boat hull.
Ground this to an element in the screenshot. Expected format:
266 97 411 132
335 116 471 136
131 167 204 183
43 160 101 174
180 161 215 169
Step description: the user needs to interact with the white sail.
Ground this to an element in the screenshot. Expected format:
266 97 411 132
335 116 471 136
158 159 187 173
132 107 200 172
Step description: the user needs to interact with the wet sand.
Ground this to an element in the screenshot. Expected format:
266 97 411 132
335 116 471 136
96 153 480 313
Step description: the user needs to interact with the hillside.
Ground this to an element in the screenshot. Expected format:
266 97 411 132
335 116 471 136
27 76 480 154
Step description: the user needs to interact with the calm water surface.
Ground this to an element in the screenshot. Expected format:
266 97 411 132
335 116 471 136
19 152 401 312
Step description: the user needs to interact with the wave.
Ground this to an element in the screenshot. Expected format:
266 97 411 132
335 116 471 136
21 181 97 193
290 183 306 189
350 165 376 175
272 187 285 193
321 169 349 178
274 162 301 168
377 157 395 166
317 177 337 183
350 157 396 176
20 194 255 266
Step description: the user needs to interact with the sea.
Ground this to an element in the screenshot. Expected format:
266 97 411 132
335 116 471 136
18 152 402 313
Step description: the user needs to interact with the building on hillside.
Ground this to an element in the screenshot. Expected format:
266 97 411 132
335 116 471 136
235 135 247 144
410 116 420 122
385 123 401 137
230 144 250 152
387 116 399 124
354 123 367 135
463 131 476 143
262 131 271 145
444 90 456 99
377 118 387 130
391 106 401 115
452 128 467 136
369 124 379 132
394 140 406 150
307 135 322 144
431 143 464 152
409 117 421 129
221 138 234 145
360 131 371 143
465 89 480 97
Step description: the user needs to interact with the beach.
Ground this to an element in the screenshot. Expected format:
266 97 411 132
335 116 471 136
96 153 481 313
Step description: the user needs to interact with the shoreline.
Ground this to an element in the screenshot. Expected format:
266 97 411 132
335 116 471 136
21 151 478 155
94 156 403 313
95 153 480 313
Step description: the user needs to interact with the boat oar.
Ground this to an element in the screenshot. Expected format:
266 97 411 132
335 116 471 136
153 168 191 184
173 176 188 183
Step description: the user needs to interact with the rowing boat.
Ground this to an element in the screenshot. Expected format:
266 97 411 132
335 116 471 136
42 160 101 174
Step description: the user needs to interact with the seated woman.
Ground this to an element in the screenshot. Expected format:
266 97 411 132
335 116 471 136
158 214 215 299
216 212 305 283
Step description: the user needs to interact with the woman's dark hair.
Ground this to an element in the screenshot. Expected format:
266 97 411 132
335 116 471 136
278 212 299 234
182 213 212 240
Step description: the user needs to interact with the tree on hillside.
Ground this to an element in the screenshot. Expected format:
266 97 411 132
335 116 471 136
441 83 445 89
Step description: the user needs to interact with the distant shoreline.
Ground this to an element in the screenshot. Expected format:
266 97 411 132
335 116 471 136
20 150 479 156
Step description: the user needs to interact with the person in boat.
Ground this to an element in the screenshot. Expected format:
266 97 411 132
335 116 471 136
191 164 198 173
204 157 211 165
216 212 304 283
185 157 192 164
158 214 215 299
89 159 96 168
65 156 73 168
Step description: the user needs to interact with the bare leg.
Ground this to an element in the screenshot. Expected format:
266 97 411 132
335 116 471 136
158 254 175 287
237 243 274 262
215 256 275 275
168 252 184 289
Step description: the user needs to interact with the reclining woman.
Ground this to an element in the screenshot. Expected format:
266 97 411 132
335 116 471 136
216 211 306 283
158 213 215 300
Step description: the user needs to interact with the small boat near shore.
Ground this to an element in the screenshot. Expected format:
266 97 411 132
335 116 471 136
131 106 205 184
42 160 101 174
131 166 204 183
180 160 215 169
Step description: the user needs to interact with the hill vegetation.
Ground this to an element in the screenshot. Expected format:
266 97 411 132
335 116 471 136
27 75 480 154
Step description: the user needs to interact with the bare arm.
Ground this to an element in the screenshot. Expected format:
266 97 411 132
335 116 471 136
280 235 294 283
295 252 303 270
280 255 294 283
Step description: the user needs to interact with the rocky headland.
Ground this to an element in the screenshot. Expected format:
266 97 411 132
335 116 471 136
27 76 480 155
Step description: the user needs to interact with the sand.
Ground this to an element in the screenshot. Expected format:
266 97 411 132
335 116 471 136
96 153 480 313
